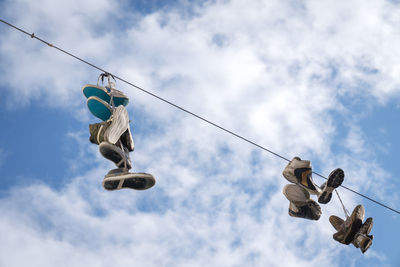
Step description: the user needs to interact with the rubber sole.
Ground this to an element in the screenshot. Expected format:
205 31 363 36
318 168 344 204
83 84 129 107
102 171 155 191
87 96 112 121
283 184 310 204
99 142 132 169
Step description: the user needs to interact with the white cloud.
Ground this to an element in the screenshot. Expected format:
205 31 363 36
0 0 399 266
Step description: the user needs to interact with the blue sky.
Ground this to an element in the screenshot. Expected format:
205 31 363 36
1 0 400 266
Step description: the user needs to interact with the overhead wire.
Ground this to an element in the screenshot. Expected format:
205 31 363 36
1 18 399 215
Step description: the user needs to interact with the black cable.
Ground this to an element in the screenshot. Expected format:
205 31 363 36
1 18 399 215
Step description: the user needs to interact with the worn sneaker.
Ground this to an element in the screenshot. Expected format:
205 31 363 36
353 217 373 253
329 215 344 231
120 125 134 152
102 168 156 191
87 95 113 121
99 141 132 169
330 205 365 245
358 217 373 237
104 105 130 145
83 84 129 107
283 184 321 220
355 234 373 254
89 121 111 145
318 168 344 204
283 157 321 195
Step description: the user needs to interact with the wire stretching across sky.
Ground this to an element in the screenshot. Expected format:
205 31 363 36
1 18 399 216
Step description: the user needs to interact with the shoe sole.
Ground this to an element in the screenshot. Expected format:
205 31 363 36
283 184 310 204
87 96 112 121
99 142 132 169
318 168 344 204
83 84 129 107
105 105 129 144
102 172 155 191
329 215 345 231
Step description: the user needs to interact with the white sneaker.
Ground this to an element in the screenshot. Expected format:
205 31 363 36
104 105 130 144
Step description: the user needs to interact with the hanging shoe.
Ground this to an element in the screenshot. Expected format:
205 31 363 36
318 168 344 204
89 121 111 145
104 105 130 145
83 84 129 107
99 141 132 169
354 234 373 254
358 217 373 238
283 184 321 220
329 215 344 231
329 205 365 245
282 157 321 195
353 217 373 253
102 168 156 191
87 96 113 121
120 125 134 152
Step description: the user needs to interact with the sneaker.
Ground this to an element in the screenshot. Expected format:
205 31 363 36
357 235 373 254
87 96 113 121
120 125 134 152
83 84 129 107
329 215 344 231
99 141 132 169
104 105 130 145
283 184 321 220
330 205 365 245
89 121 111 145
353 217 374 253
282 157 321 195
102 168 156 191
318 168 344 204
88 116 134 152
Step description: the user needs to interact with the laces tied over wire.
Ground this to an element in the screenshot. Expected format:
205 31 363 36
98 72 117 109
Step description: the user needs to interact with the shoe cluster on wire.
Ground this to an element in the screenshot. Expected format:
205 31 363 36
282 157 373 253
83 73 373 253
83 73 155 191
282 157 344 220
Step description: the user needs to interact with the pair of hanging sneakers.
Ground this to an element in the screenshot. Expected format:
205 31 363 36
282 157 373 253
330 205 374 253
282 157 344 220
83 83 155 191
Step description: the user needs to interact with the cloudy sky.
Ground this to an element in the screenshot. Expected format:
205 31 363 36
1 0 400 266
